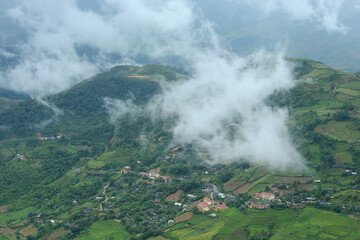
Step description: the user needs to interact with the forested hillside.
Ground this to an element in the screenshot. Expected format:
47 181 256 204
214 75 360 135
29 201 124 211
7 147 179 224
0 60 359 240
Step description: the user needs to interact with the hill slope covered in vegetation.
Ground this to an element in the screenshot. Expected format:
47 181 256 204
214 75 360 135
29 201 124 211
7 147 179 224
0 60 359 240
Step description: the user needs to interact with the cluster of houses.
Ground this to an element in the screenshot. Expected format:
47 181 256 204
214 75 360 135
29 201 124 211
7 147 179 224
174 202 189 212
140 170 174 184
16 154 26 160
36 132 63 141
197 197 229 212
247 192 276 210
345 169 358 175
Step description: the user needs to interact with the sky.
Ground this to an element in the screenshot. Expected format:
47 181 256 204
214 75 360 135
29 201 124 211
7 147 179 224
197 0 360 72
0 0 359 169
1 0 359 96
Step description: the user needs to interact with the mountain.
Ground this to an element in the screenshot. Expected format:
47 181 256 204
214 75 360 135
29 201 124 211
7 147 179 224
0 87 28 100
0 61 360 240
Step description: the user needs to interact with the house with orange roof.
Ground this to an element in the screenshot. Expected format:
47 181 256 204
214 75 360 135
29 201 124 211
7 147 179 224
197 202 210 212
213 202 229 211
255 192 275 201
204 197 212 206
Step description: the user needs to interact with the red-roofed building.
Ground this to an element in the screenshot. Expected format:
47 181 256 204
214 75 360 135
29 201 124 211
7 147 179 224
197 202 210 212
213 202 229 211
255 192 275 200
204 197 212 206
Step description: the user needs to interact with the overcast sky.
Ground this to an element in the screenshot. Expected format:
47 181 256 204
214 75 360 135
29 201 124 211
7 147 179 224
1 0 359 96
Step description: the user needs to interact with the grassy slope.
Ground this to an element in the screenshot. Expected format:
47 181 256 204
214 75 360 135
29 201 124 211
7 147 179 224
75 220 131 240
164 207 359 240
0 97 22 113
0 60 360 239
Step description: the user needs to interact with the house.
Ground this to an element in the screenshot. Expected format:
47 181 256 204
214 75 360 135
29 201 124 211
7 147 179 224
149 171 160 178
16 154 26 160
202 188 212 193
255 192 275 201
249 204 266 210
164 176 173 184
72 200 78 206
210 213 218 218
197 202 210 212
174 202 182 207
187 194 197 199
213 202 229 211
168 220 175 226
218 193 225 199
204 197 212 206
313 180 321 183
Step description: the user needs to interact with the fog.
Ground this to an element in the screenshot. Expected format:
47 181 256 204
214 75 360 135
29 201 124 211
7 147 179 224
1 0 359 169
197 0 360 72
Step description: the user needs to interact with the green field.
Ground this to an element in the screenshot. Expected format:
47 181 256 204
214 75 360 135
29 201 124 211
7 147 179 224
75 220 130 240
165 215 224 240
164 207 360 240
0 207 35 227
272 207 360 239
315 121 360 142
88 160 105 169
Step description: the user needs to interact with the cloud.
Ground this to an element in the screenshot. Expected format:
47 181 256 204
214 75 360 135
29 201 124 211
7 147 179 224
1 0 305 170
241 0 347 34
103 97 142 125
105 48 305 170
147 50 305 170
0 48 15 58
35 98 64 128
0 0 200 96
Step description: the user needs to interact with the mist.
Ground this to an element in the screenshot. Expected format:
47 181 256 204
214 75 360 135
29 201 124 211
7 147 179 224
2 0 358 169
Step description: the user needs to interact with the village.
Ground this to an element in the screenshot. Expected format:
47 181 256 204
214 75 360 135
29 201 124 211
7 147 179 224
38 159 356 233
7 132 359 238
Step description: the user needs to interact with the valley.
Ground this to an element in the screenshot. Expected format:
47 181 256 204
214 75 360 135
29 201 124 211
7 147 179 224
0 60 359 239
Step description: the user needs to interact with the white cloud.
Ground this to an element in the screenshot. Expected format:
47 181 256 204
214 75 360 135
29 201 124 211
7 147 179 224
0 48 15 58
242 0 347 34
1 0 305 170
147 50 305 170
1 0 200 96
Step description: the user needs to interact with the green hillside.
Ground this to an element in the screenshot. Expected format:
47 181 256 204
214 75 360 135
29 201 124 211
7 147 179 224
0 97 22 114
0 60 359 240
